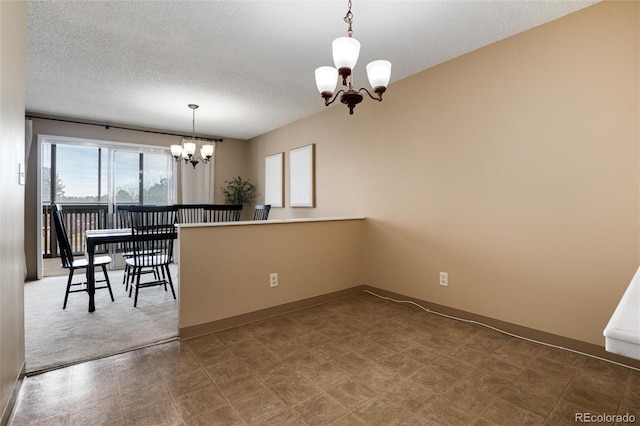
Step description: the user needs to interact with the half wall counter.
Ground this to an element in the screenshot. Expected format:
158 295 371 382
604 265 640 361
176 217 365 339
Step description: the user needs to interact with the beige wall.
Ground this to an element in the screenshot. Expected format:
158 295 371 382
0 0 26 421
178 219 364 334
249 1 640 346
24 117 251 279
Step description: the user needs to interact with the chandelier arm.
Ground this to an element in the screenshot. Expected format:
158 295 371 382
358 87 384 102
324 89 347 107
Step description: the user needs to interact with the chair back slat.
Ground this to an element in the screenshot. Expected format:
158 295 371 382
176 204 206 224
253 204 271 221
116 205 136 228
203 204 243 222
50 204 75 269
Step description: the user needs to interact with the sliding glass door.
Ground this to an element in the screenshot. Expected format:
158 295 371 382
111 150 173 205
113 150 141 205
41 136 176 263
42 143 108 205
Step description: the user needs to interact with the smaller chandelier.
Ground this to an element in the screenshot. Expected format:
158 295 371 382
170 104 214 169
315 0 391 115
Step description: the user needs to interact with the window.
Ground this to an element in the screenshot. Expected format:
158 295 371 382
143 153 172 204
43 144 107 204
42 137 175 206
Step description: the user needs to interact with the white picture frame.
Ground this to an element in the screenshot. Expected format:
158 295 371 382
289 144 315 208
264 152 284 208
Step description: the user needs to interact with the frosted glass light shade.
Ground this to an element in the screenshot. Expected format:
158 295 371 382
332 37 360 70
201 144 214 158
170 144 183 157
315 66 338 94
366 60 392 89
183 142 196 156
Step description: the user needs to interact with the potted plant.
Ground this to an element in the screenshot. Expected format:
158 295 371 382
220 176 257 206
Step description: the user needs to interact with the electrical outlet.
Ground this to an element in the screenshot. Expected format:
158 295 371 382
270 273 278 287
439 272 448 287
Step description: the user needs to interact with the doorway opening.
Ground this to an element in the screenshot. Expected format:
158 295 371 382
27 135 179 374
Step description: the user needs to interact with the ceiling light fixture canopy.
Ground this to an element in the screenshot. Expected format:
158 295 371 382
170 104 217 169
315 0 391 115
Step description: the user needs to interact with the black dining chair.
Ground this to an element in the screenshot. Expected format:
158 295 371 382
253 204 271 220
203 204 243 222
116 205 160 291
51 204 114 309
125 205 178 307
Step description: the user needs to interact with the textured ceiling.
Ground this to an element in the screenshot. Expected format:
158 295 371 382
26 0 600 140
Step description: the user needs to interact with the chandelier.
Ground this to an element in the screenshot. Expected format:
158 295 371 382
170 104 214 169
314 0 391 115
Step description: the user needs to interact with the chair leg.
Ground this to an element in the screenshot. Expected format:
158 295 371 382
122 263 129 286
125 263 135 291
63 269 74 309
134 270 141 307
102 265 114 302
129 266 136 287
125 268 130 292
129 267 136 298
161 266 168 291
159 266 168 291
165 264 176 300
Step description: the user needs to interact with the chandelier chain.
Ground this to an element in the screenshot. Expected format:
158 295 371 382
344 0 353 36
191 109 195 139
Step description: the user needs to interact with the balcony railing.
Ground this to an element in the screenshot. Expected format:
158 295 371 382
43 203 243 258
43 204 110 257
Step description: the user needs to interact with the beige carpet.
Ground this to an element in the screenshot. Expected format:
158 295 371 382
25 265 178 374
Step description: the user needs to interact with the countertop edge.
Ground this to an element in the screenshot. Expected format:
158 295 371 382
175 216 366 228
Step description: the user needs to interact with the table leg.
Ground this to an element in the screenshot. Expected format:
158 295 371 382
86 240 96 312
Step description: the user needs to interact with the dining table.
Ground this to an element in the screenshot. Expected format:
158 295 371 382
85 228 179 312
84 228 135 312
85 223 181 312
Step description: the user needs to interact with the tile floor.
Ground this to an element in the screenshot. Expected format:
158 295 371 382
10 292 640 425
